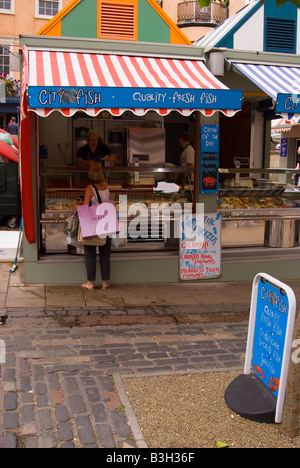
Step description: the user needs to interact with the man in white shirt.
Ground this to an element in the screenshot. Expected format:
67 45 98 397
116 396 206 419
179 132 194 184
179 132 194 167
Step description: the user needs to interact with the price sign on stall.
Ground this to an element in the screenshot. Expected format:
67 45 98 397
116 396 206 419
180 212 221 280
200 125 219 194
280 138 288 158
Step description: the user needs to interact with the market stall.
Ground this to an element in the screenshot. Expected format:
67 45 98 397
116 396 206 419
18 35 245 284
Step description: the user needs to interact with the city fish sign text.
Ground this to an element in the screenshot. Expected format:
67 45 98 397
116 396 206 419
276 93 300 114
28 86 243 110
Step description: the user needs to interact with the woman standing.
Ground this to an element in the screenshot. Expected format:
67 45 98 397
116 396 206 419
81 165 111 291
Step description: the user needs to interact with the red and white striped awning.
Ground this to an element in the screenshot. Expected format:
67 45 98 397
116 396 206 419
26 49 239 118
271 116 300 133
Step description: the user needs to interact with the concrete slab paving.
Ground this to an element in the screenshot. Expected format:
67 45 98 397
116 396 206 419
5 285 46 308
83 288 125 308
45 285 86 308
1 263 300 312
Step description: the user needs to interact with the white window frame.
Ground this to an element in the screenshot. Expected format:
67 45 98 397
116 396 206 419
0 0 15 14
35 0 62 19
0 44 11 75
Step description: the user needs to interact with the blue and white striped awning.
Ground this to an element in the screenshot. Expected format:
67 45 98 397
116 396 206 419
233 62 300 116
233 63 300 100
194 0 261 48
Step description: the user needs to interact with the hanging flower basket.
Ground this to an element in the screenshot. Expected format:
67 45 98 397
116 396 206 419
0 74 20 98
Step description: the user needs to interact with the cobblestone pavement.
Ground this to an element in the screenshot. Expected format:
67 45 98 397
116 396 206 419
0 309 248 448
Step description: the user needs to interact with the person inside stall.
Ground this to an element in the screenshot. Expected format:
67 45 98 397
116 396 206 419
81 165 111 292
292 145 300 185
178 131 194 185
77 130 115 167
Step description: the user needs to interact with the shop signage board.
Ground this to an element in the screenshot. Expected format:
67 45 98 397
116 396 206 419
200 125 219 194
244 273 297 423
280 138 288 158
28 86 243 111
276 93 300 114
180 212 221 280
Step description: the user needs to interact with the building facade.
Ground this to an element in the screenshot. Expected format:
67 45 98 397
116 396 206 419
0 0 70 79
195 0 300 53
161 0 246 42
37 0 191 44
0 0 70 127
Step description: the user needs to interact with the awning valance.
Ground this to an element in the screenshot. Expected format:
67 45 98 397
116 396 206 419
233 62 300 117
271 116 300 133
26 50 242 117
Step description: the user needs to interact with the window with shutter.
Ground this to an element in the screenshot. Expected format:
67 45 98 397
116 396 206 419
0 46 10 74
265 18 296 54
99 1 137 41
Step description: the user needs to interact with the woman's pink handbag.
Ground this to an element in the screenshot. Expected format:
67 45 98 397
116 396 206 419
77 185 119 245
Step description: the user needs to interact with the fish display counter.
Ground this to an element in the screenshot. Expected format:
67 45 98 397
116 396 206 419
218 170 300 248
40 166 193 254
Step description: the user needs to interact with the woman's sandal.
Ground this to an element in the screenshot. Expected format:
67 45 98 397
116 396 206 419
81 283 94 291
101 284 111 290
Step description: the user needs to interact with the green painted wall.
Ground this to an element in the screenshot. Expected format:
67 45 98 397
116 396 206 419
61 0 98 39
59 0 171 42
138 0 170 43
23 254 300 284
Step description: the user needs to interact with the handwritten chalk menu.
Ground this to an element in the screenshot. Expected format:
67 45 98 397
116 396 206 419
200 125 219 194
180 212 221 280
244 274 297 423
252 279 290 398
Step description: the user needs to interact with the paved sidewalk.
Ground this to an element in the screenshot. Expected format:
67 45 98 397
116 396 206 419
0 262 255 312
0 262 299 448
1 262 300 321
0 313 248 448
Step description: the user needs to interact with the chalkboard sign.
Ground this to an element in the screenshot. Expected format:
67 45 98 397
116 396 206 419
244 273 297 423
180 212 221 280
200 125 219 194
252 279 289 397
